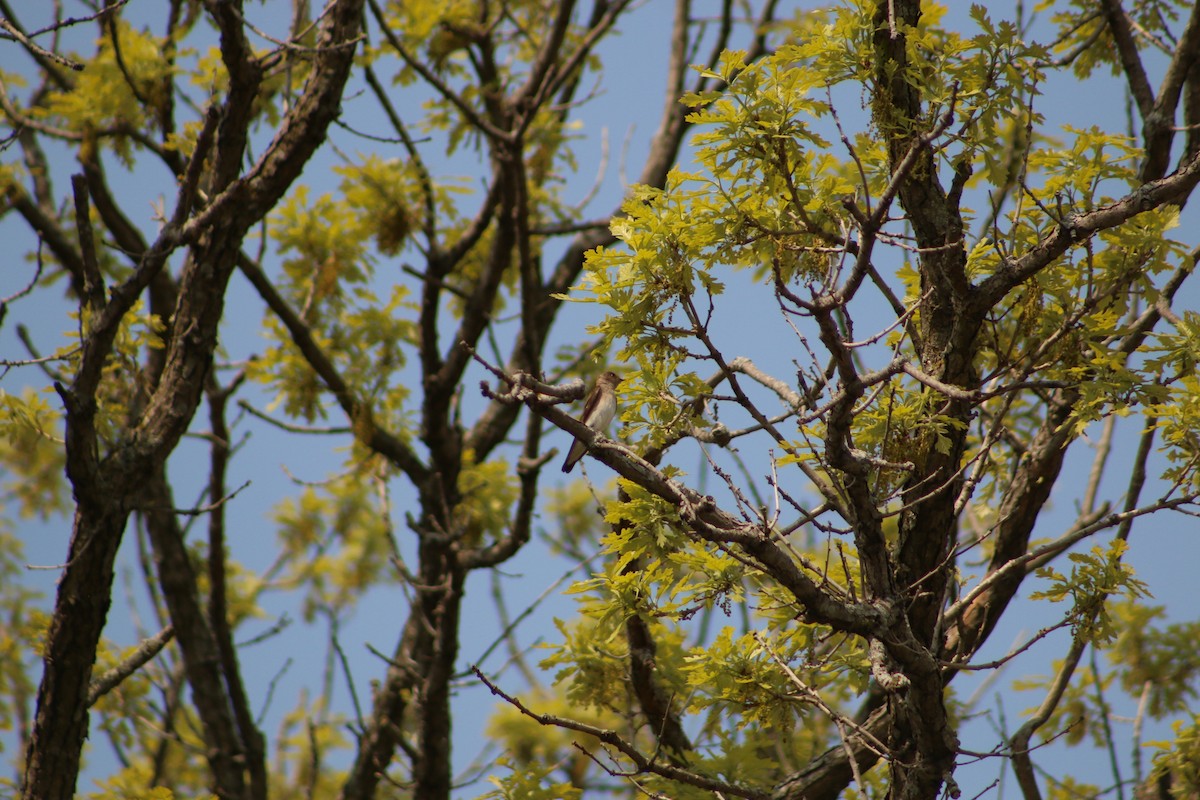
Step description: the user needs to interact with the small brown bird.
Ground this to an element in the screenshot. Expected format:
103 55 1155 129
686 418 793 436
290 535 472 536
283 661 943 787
561 371 621 473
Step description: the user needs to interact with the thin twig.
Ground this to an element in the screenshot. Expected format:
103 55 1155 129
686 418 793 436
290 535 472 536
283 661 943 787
88 626 175 706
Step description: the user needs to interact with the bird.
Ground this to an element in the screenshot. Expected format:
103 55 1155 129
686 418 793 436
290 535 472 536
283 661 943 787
561 371 621 473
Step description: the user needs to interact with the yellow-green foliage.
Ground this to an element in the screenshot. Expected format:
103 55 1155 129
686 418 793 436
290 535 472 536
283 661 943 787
458 450 519 546
1108 600 1200 718
485 692 613 794
83 711 217 798
537 0 1200 794
253 185 416 424
40 23 173 165
334 157 428 256
1031 540 1148 645
1043 775 1103 800
91 640 159 754
478 756 582 800
0 388 68 520
0 532 44 757
1149 375 1200 491
542 480 617 557
34 300 166 451
1146 715 1200 795
272 457 396 621
1 298 166 467
270 696 352 799
84 776 207 800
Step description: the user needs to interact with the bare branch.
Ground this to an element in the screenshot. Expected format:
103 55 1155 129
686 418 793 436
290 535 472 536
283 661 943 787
0 16 85 72
87 626 175 706
473 666 770 800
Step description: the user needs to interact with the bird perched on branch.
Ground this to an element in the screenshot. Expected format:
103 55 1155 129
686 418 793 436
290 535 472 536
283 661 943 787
561 371 621 473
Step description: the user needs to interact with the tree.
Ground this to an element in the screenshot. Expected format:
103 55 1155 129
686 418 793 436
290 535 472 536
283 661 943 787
2 1 1200 799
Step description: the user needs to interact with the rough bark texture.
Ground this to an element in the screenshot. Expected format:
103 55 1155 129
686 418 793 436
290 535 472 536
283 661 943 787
869 1 970 795
18 1 365 797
